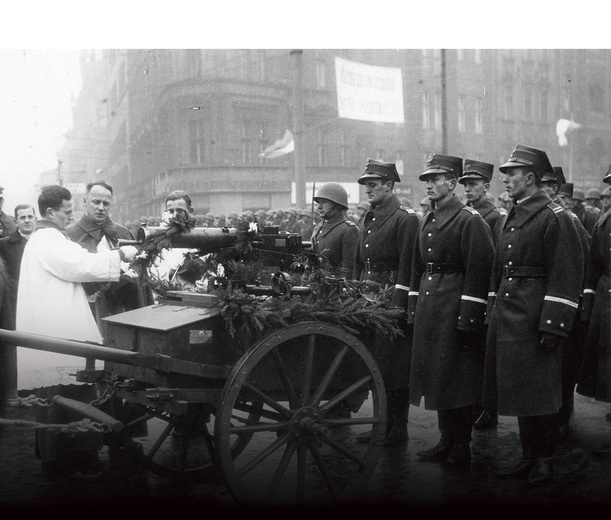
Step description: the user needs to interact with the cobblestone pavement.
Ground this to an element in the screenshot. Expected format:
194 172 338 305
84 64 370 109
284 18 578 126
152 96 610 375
1 392 610 511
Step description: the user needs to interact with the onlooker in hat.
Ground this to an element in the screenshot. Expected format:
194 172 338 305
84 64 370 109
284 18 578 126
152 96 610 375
540 166 590 439
226 212 239 228
409 153 494 467
354 201 369 229
203 213 215 228
487 145 583 485
458 159 505 432
299 210 314 240
572 188 597 235
215 213 226 228
311 183 359 277
0 187 17 239
284 208 302 234
576 163 611 457
271 209 286 231
418 196 430 218
497 191 512 216
353 158 420 448
585 187 602 217
254 209 267 230
599 187 611 219
241 210 254 223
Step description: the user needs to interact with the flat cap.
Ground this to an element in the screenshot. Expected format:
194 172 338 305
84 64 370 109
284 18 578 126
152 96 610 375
459 158 494 184
358 158 401 185
420 153 463 181
499 144 552 178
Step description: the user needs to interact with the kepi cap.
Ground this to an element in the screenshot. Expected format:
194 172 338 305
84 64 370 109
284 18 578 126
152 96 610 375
499 144 552 178
541 166 566 185
358 158 400 185
419 153 463 181
459 159 494 184
559 183 574 198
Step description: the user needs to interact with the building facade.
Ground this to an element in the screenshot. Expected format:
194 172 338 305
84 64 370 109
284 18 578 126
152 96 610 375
56 49 611 223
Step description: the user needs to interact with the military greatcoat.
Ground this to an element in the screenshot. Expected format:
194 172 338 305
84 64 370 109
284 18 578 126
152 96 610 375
484 190 584 417
577 210 611 402
311 212 359 276
469 197 505 246
352 193 420 390
408 195 494 410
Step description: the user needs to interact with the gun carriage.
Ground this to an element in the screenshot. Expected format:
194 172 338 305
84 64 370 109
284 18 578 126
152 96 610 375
0 223 397 505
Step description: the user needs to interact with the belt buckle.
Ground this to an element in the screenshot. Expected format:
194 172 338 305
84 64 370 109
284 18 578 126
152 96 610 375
426 262 433 274
503 265 510 277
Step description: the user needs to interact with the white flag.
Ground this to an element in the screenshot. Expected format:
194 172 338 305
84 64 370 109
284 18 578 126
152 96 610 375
259 129 294 158
556 118 581 147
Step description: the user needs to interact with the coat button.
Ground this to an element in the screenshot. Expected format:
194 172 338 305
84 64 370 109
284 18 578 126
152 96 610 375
505 293 509 297
560 323 565 328
546 320 552 324
508 277 513 281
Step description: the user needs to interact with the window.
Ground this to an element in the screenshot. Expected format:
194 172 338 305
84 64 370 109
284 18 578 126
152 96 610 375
316 59 326 89
475 98 483 134
254 51 265 82
186 50 201 79
339 130 350 166
189 120 206 164
434 93 442 130
257 125 268 164
589 83 604 113
458 95 466 133
474 49 482 64
241 120 252 164
457 49 464 61
422 92 431 129
317 127 329 166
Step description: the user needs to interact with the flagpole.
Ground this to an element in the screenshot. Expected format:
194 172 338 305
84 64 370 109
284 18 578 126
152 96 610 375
291 50 307 208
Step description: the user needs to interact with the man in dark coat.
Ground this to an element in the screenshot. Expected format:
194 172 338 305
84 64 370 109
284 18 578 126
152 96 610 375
576 164 611 457
311 182 359 277
572 188 598 235
459 159 506 431
408 153 494 467
0 203 36 398
65 181 139 337
486 145 584 486
0 186 17 239
541 168 590 439
353 158 420 447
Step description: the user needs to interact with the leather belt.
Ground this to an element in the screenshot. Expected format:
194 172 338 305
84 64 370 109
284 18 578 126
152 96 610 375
426 262 463 274
503 266 546 278
366 260 398 272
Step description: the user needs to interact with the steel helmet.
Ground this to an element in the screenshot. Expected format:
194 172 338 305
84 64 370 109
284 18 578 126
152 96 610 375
586 188 602 200
313 182 349 209
572 188 586 202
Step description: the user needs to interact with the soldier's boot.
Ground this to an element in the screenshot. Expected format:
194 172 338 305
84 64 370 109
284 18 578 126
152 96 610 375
417 433 453 462
383 390 409 448
473 407 498 430
527 457 554 486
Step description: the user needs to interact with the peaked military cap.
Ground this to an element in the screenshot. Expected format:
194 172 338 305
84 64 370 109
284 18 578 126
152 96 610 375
499 144 552 178
604 163 611 184
541 166 566 185
459 158 494 184
558 183 574 198
419 153 463 181
358 158 401 185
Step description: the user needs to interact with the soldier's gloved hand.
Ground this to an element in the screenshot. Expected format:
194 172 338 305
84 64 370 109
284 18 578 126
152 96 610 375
539 332 564 352
119 245 139 263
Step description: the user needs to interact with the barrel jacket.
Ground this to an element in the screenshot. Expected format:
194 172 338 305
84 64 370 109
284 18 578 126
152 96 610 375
352 193 419 309
408 194 494 410
311 213 359 275
470 197 505 247
577 210 611 401
484 189 584 416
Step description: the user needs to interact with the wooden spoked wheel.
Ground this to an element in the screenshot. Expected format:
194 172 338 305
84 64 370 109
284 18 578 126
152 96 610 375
215 322 386 504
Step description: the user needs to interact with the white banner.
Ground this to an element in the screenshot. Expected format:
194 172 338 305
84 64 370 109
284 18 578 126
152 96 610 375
335 57 404 123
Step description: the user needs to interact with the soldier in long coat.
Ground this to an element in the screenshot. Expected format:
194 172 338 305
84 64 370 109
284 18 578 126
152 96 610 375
408 153 494 467
576 165 611 457
541 169 590 439
487 145 584 486
353 158 420 447
311 182 359 277
458 158 505 431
